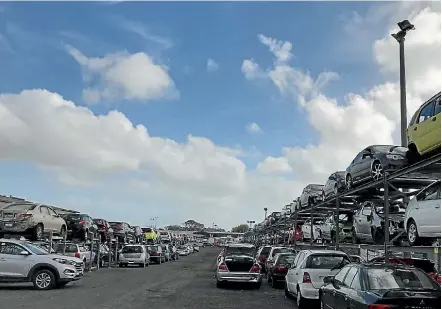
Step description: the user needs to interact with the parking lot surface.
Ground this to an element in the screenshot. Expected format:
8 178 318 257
1 247 297 309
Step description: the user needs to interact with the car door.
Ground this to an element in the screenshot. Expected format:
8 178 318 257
349 152 363 181
430 96 441 150
358 148 374 180
321 216 333 240
335 266 358 309
47 207 62 233
413 100 436 152
40 206 56 232
325 266 351 309
355 205 372 238
302 220 311 239
415 183 441 236
0 242 33 278
287 252 304 292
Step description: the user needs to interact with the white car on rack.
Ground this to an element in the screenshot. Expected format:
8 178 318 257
404 180 441 246
285 250 350 309
301 219 323 242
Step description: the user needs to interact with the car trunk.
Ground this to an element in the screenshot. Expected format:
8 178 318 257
122 253 142 259
1 210 27 221
225 255 254 272
375 290 441 309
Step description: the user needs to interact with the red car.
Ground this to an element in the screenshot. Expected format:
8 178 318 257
289 226 303 243
370 257 441 284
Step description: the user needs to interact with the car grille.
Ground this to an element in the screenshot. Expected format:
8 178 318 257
75 262 84 272
225 261 254 272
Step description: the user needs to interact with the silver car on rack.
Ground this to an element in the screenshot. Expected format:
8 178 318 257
215 243 262 289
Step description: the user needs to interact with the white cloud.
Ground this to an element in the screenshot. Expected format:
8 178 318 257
66 46 178 104
250 2 441 188
246 122 262 134
241 59 264 80
207 58 219 72
256 156 292 174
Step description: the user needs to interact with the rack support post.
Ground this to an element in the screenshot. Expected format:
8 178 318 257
310 202 314 247
335 198 340 251
383 172 390 264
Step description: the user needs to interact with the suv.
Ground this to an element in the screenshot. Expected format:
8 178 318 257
0 202 67 240
0 239 83 290
109 222 134 244
61 213 98 241
93 219 114 243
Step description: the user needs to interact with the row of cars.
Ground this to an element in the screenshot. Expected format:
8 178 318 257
0 236 202 290
215 243 441 308
0 201 192 245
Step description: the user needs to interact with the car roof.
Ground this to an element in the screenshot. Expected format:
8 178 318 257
302 250 348 255
227 243 255 248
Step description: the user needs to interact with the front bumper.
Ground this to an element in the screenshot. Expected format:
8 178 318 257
299 282 319 300
59 265 84 281
216 271 262 283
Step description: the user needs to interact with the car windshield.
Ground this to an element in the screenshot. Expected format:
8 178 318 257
310 185 323 191
22 242 48 255
122 246 143 254
367 268 439 290
306 254 350 269
338 214 352 223
372 145 408 154
226 247 254 256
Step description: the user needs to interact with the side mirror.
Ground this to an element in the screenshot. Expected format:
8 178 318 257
19 250 30 256
323 276 334 284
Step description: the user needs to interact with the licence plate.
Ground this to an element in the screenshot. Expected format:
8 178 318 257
5 223 12 227
127 261 134 263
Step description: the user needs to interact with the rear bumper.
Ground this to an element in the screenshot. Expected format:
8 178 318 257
299 283 319 300
216 271 262 283
271 274 287 282
0 221 33 233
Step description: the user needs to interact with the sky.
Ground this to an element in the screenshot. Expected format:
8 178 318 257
0 1 440 230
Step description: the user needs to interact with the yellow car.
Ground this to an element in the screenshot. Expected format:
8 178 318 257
407 92 441 159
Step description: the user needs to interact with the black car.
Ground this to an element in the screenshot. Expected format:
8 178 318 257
109 222 135 244
267 253 296 288
345 145 409 189
299 184 324 208
61 213 98 241
322 171 346 200
320 263 441 309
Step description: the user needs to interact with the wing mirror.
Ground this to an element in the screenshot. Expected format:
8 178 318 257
19 250 30 256
323 276 334 284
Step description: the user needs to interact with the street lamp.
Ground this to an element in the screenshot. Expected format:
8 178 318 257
391 19 415 147
247 220 255 230
264 207 268 220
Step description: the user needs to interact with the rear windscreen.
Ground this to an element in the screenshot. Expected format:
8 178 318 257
147 246 158 252
55 244 78 253
305 254 349 269
4 204 34 211
122 246 143 254
277 255 296 265
368 268 438 290
260 247 271 256
272 248 295 257
226 247 254 256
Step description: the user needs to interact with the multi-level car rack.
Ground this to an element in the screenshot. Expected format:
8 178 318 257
253 153 441 268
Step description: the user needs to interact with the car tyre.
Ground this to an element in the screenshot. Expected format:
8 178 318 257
407 220 421 246
253 282 261 290
296 287 307 308
216 280 224 288
345 174 353 190
371 161 384 181
284 283 292 299
32 223 44 241
271 276 277 289
32 269 56 290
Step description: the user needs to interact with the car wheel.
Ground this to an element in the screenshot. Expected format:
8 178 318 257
60 225 66 238
331 232 336 244
216 280 223 288
271 277 277 289
284 282 293 299
32 269 55 290
371 161 384 181
321 191 326 201
372 228 385 245
119 263 125 267
296 287 306 308
407 220 421 246
254 282 261 290
319 294 325 309
345 174 353 190
33 224 44 241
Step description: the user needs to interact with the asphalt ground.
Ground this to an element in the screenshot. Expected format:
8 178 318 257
0 247 300 309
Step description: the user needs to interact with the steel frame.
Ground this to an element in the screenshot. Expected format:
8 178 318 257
253 153 441 263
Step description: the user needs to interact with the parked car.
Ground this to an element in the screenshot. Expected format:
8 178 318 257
146 244 165 264
161 244 171 261
320 263 441 309
299 184 324 209
256 245 272 272
0 239 84 290
285 250 350 308
320 211 354 243
407 92 441 160
93 219 114 242
215 243 261 289
265 246 296 272
268 211 282 226
142 227 158 244
322 171 346 200
345 145 409 189
267 253 297 288
352 200 405 245
0 202 67 240
405 180 441 246
131 226 143 243
53 242 95 267
109 222 135 244
61 213 98 241
119 244 150 268
301 218 324 242
177 245 189 256
158 230 171 243
289 226 303 244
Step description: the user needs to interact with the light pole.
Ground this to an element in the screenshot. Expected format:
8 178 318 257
247 220 255 230
391 19 415 147
264 207 268 220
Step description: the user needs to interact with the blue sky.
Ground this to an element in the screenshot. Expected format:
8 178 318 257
0 2 438 228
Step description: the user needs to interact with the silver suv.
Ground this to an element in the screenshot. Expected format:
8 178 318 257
0 203 67 240
0 239 84 290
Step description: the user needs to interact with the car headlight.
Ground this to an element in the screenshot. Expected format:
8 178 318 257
386 154 404 160
53 258 74 265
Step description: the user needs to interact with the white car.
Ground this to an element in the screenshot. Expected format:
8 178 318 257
119 245 150 267
301 219 323 242
285 250 350 309
404 180 441 246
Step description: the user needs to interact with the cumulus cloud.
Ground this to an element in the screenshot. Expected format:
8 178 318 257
241 59 264 80
246 122 262 134
256 156 292 174
251 2 441 187
66 46 178 104
207 58 219 72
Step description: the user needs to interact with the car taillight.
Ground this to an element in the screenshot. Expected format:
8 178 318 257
153 252 158 256
19 213 33 220
368 305 391 309
302 272 312 283
75 252 81 258
274 265 288 272
259 255 266 262
80 220 86 225
218 263 228 271
249 264 260 273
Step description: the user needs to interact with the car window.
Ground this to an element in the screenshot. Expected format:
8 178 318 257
47 207 57 216
350 270 362 290
0 242 25 255
418 101 435 123
435 97 441 115
343 267 358 287
367 268 438 290
417 182 441 202
305 254 350 269
334 266 351 284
